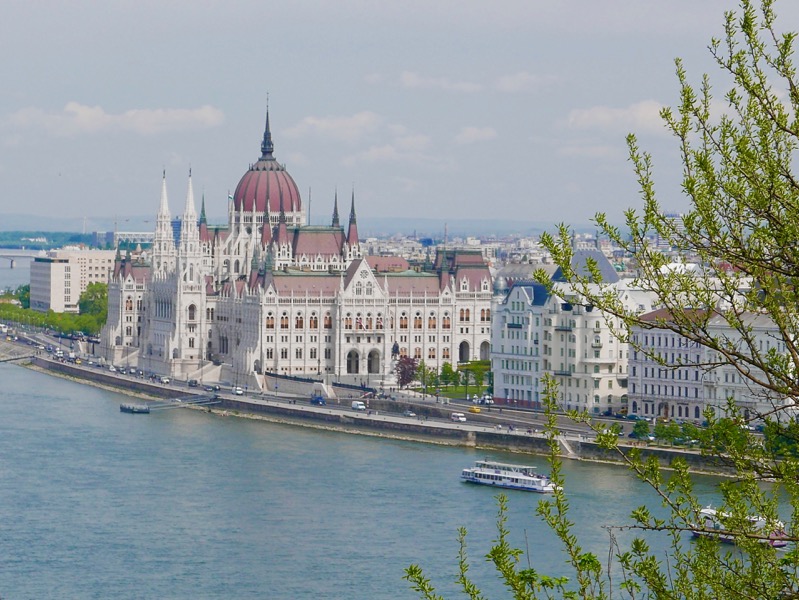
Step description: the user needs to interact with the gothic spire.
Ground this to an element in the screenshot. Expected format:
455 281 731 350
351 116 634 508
158 169 170 217
349 189 357 224
183 168 197 221
346 188 359 246
199 193 207 225
332 189 340 228
260 102 274 159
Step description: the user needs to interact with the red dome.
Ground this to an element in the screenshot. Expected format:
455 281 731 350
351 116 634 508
233 158 302 214
232 111 302 215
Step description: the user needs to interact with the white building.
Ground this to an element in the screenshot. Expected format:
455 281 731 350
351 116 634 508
490 250 658 414
30 249 116 313
101 111 493 387
628 309 788 423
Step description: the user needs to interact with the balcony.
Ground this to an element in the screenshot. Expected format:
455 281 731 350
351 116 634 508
553 369 572 377
507 323 522 329
591 341 603 348
554 324 572 332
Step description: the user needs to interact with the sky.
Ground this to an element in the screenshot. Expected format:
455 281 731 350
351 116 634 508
1 0 797 235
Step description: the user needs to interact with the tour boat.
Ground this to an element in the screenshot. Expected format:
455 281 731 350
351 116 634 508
691 506 788 548
461 460 557 493
120 403 151 414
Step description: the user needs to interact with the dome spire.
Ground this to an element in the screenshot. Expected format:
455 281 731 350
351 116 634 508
260 97 274 159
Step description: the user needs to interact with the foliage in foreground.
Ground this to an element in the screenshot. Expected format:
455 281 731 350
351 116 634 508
407 1 799 597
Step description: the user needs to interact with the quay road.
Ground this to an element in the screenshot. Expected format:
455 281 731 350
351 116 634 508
0 330 629 444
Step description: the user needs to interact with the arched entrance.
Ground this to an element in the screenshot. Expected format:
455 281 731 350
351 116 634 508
367 350 380 374
254 359 262 374
347 350 360 374
479 341 490 361
459 341 470 363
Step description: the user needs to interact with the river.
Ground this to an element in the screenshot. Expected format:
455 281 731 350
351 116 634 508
0 258 724 599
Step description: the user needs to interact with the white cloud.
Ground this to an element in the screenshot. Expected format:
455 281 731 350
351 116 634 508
565 100 666 135
556 144 621 159
284 111 384 143
454 126 497 145
494 71 553 93
399 71 482 93
6 102 225 136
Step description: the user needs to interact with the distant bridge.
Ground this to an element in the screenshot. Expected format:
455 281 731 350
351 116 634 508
0 249 41 268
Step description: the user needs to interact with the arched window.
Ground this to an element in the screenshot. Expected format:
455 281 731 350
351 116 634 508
324 312 332 329
280 313 289 329
188 304 196 321
459 309 465 322
345 314 353 330
400 313 408 329
355 282 363 295
443 314 451 329
365 314 373 329
266 313 275 329
428 314 437 329
443 348 450 359
125 296 133 311
465 309 470 322
234 259 240 273
414 313 422 329
365 282 373 295
310 314 319 329
428 348 436 359
295 314 304 329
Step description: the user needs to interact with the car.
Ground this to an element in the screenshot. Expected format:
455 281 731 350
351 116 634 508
108 365 117 372
310 395 326 405
233 386 244 396
468 406 481 414
450 412 467 422
402 409 417 417
188 379 199 388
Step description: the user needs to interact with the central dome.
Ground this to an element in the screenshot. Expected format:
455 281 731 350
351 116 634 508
232 112 302 216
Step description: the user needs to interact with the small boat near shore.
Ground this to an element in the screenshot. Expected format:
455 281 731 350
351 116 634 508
461 459 557 493
120 403 150 414
691 506 788 548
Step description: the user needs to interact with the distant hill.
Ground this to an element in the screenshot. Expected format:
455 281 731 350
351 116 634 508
0 213 593 238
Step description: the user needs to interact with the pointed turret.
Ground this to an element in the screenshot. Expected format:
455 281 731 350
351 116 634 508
199 194 207 225
183 169 197 223
275 189 290 245
153 170 176 274
332 190 340 228
346 190 359 246
158 169 170 218
260 199 272 247
260 105 275 159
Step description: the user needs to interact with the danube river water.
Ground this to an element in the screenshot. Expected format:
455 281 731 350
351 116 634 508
0 260 725 599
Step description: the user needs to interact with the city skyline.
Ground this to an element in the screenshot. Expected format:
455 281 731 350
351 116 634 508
2 1 797 231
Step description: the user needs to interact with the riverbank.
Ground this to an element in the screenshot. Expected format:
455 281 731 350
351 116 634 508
20 354 737 476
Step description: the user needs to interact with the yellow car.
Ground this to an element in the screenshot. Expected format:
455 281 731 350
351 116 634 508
468 406 481 414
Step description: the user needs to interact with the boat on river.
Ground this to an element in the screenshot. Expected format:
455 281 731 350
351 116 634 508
120 403 150 414
461 460 557 493
691 506 788 548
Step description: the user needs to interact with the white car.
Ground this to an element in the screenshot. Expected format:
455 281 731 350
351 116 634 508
233 386 244 396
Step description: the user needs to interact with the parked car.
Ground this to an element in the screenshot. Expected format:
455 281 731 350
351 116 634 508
402 409 416 417
233 386 244 396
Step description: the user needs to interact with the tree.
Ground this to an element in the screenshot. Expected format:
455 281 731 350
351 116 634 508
439 362 456 388
78 282 107 316
408 2 799 597
631 419 650 440
14 284 29 309
396 356 418 389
